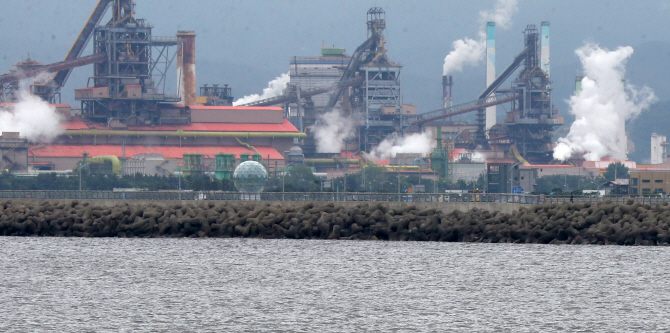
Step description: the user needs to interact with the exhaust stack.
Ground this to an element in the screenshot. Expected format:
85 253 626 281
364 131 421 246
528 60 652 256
485 22 496 131
541 21 550 76
177 31 196 106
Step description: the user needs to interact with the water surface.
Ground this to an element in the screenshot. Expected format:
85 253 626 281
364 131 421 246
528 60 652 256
1 238 668 332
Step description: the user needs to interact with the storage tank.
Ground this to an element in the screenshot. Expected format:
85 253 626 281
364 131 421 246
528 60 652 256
182 153 203 177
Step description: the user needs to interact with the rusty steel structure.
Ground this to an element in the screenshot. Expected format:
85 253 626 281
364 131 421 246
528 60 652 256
0 54 105 87
403 23 561 164
177 31 196 107
75 0 185 126
1 0 113 103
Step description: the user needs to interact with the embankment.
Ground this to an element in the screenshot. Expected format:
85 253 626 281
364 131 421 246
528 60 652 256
0 199 668 245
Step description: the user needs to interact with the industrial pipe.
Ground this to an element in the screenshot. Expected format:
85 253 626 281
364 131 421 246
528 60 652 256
304 158 359 164
65 129 306 138
177 31 196 107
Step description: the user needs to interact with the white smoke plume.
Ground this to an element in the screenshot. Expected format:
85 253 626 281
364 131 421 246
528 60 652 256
442 0 519 75
0 77 63 142
233 73 290 106
314 109 355 153
470 152 487 163
479 0 519 29
553 44 657 161
369 132 434 161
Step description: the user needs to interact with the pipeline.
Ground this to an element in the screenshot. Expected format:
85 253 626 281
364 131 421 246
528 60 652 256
88 155 123 174
381 165 421 170
510 145 531 166
28 142 45 163
304 158 359 165
65 129 306 139
235 137 262 159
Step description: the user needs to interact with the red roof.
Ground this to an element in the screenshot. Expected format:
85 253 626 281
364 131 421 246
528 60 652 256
62 117 299 133
63 118 89 130
30 145 284 160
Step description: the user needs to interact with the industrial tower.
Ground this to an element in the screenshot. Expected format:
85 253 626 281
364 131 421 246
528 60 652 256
75 0 185 126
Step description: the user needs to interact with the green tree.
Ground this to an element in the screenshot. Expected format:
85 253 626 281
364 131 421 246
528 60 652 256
603 162 629 181
283 164 318 192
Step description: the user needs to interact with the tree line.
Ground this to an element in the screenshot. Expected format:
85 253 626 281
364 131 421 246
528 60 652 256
0 162 629 194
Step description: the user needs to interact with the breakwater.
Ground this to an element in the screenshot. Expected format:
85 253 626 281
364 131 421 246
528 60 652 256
0 199 668 245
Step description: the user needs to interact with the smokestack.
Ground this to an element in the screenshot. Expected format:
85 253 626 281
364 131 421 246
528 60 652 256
442 75 448 109
485 22 496 131
177 31 196 106
541 21 550 77
575 76 583 95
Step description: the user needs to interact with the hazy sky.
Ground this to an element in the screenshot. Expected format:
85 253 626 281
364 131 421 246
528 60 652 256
2 0 670 111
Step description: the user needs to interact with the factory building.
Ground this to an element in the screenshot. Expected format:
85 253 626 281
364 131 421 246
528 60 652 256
27 105 301 173
629 170 670 195
651 133 668 165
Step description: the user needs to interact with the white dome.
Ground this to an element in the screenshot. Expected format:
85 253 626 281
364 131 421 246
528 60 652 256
233 161 268 193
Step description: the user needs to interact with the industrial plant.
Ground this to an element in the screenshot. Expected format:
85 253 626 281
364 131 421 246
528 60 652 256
0 0 666 194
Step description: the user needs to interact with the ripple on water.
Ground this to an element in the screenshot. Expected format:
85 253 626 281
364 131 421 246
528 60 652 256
0 238 669 332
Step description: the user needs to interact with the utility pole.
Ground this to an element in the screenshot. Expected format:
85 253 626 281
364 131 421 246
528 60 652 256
398 167 401 200
79 152 88 192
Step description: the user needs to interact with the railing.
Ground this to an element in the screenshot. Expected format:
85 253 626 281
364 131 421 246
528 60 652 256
3 191 664 204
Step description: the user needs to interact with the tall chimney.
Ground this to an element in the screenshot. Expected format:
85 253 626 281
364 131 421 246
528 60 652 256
541 21 550 77
177 31 196 106
575 76 583 95
442 75 448 109
485 22 496 131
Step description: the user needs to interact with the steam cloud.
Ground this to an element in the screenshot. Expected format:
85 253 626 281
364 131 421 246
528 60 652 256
0 77 63 142
470 152 487 163
233 73 290 106
553 44 657 161
314 109 355 153
442 0 519 75
368 132 434 161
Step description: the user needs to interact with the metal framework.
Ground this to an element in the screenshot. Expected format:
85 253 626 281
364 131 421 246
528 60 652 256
409 91 521 127
502 25 561 163
77 0 181 124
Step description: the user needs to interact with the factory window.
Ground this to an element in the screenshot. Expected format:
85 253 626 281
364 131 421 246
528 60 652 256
642 188 651 194
631 188 638 195
655 179 663 183
642 179 651 183
656 188 665 193
631 178 638 186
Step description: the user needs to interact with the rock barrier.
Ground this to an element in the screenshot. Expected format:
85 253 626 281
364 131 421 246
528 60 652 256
0 200 669 245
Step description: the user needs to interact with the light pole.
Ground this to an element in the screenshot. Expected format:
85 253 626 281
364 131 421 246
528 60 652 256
398 166 402 201
79 152 88 192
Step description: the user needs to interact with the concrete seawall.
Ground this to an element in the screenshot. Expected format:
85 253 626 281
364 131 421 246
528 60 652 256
4 199 666 245
8 199 527 215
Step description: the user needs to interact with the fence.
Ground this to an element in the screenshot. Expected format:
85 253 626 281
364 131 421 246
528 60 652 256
0 190 668 205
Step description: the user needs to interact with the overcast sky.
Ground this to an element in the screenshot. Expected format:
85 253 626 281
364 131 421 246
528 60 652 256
2 0 669 111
